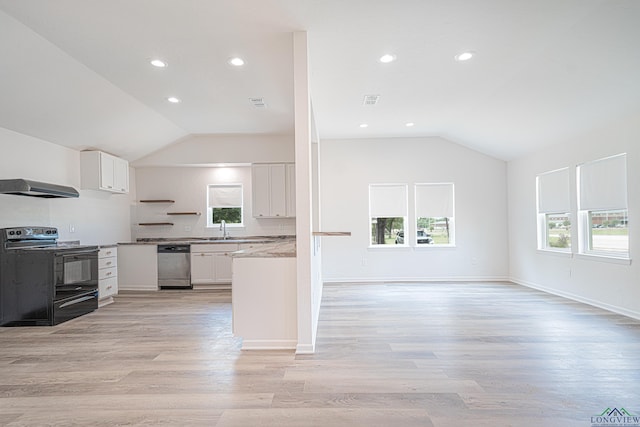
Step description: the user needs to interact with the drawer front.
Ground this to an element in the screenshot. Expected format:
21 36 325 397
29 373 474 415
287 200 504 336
99 276 118 298
192 243 238 253
99 256 117 269
99 266 117 281
99 247 117 258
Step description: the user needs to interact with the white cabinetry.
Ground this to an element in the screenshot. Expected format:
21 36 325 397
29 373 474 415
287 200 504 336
190 244 238 289
80 151 129 193
118 245 158 291
286 163 296 217
251 163 295 218
98 247 118 307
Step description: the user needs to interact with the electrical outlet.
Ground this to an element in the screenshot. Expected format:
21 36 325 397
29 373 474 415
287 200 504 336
361 257 367 266
69 224 76 233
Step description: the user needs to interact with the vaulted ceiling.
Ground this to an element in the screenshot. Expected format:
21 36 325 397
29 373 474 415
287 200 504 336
1 0 638 161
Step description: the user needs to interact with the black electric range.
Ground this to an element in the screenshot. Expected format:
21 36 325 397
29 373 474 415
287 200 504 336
0 226 99 326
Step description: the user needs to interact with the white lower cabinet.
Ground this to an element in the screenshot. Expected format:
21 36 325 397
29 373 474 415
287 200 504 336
98 247 118 306
190 244 238 288
118 245 158 291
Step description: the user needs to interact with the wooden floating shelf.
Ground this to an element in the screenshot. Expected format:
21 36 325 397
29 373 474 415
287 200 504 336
167 212 201 216
312 231 352 236
139 199 175 203
138 222 174 226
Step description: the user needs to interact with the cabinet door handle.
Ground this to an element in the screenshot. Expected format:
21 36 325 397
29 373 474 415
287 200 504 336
106 272 112 276
106 261 112 266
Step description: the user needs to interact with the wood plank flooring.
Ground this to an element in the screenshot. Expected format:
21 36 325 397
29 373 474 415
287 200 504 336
1 282 639 426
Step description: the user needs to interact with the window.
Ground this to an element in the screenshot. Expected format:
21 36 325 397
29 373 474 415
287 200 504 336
415 183 455 245
207 184 243 227
536 168 571 251
369 184 407 246
578 154 628 257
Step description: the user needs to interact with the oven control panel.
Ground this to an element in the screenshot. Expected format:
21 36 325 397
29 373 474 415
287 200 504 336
3 227 58 241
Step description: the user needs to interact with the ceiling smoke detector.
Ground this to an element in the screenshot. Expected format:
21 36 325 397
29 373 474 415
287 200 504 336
249 97 267 108
363 95 380 106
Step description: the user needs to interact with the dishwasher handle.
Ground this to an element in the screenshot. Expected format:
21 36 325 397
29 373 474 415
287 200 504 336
157 244 190 253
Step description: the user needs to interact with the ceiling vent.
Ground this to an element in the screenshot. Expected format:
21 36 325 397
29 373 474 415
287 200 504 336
363 95 380 106
249 97 267 108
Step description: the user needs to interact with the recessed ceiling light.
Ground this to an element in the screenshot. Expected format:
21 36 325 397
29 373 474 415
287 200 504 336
379 54 396 63
359 123 369 128
405 122 415 127
455 51 475 61
150 59 167 68
167 97 181 103
228 57 245 67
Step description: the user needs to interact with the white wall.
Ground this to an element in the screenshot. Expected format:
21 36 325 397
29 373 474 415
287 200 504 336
132 134 294 167
0 126 132 245
134 166 295 239
319 137 509 282
508 112 640 319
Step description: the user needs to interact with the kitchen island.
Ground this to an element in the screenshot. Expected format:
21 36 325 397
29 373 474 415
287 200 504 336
117 236 290 291
231 240 297 350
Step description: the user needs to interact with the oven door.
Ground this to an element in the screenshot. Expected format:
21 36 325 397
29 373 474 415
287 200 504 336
54 249 99 300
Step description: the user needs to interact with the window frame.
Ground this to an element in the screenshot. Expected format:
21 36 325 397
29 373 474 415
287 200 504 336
414 183 455 247
368 184 408 247
536 168 572 253
206 183 244 228
577 154 629 260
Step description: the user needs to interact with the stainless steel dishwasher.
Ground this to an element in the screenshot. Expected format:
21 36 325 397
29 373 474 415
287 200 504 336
157 244 191 289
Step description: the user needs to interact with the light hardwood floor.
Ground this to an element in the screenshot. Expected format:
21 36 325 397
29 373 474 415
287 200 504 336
1 282 639 426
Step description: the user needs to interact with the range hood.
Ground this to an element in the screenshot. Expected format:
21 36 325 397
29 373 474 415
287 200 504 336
0 179 79 198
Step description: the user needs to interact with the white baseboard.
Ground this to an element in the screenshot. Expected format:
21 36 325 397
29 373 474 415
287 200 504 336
322 276 510 284
240 339 297 351
295 343 316 354
511 277 640 321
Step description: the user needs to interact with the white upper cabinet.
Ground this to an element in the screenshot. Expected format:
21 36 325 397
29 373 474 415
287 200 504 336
251 163 295 218
81 151 129 193
286 163 296 217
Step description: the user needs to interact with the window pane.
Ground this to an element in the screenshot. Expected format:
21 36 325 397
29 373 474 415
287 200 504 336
417 217 451 245
545 213 571 249
589 210 628 254
212 207 242 224
208 184 243 227
371 217 404 245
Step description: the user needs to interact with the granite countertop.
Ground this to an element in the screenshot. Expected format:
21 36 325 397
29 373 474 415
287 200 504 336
230 240 296 258
118 236 294 246
57 241 117 249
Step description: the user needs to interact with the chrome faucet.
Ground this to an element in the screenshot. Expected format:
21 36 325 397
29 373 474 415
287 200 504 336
220 220 229 239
